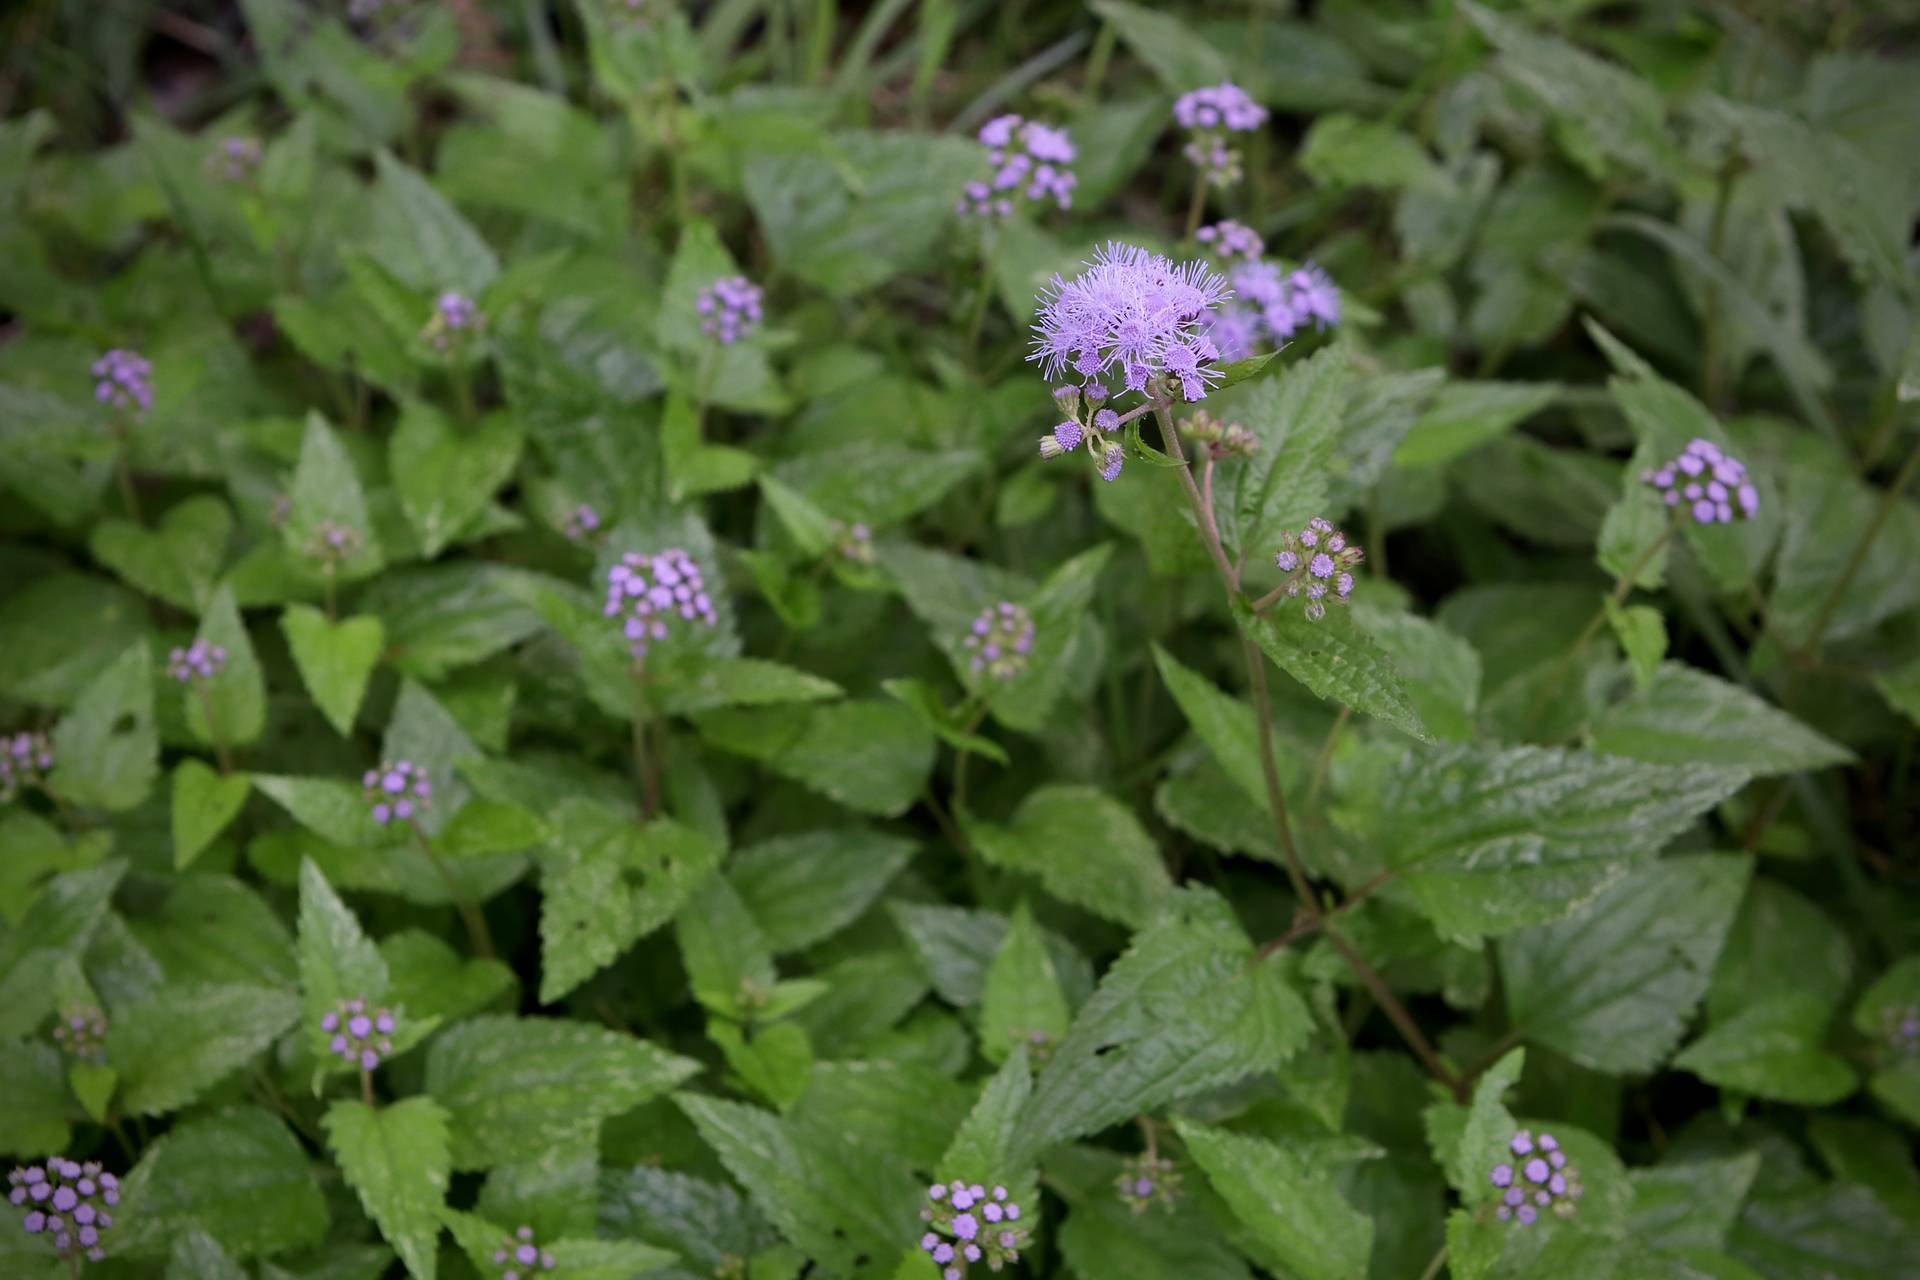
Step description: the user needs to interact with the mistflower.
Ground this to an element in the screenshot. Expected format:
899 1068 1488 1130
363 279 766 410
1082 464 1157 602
1195 220 1264 260
309 521 361 567
8 1159 118 1263
1491 1130 1582 1225
1639 438 1757 525
963 603 1035 682
1115 1153 1181 1216
321 997 397 1071
1173 83 1268 133
0 731 54 803
361 760 431 825
1182 134 1240 187
1029 242 1230 401
1286 264 1341 332
1883 1004 1920 1058
919 1181 1029 1279
1219 259 1343 349
563 504 601 542
424 291 481 353
603 548 718 661
166 640 228 684
51 1008 107 1064
957 114 1078 217
696 275 764 345
92 349 152 416
207 136 262 182
1180 409 1256 459
1272 517 1363 622
492 1224 557 1280
832 520 876 565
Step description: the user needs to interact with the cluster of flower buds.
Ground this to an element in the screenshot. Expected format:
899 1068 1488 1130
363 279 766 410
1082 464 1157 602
604 548 718 662
1195 220 1264 260
51 1008 107 1064
1115 1153 1181 1215
92 349 153 415
562 504 601 542
166 640 228 684
963 603 1035 682
1038 384 1127 482
309 520 361 569
9 1160 117 1263
1173 83 1267 187
957 114 1077 218
1882 1004 1920 1058
322 997 397 1071
919 1181 1028 1279
424 292 482 354
1640 438 1757 525
1272 518 1362 622
362 760 431 825
1 731 54 803
207 135 262 182
1179 409 1256 460
831 519 875 565
1490 1130 1581 1225
492 1224 557 1279
696 276 764 345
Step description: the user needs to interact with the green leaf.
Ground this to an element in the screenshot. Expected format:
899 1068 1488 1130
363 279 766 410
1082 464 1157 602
979 903 1072 1066
0 1038 69 1154
423 1015 700 1169
1089 0 1230 90
677 872 777 1017
1235 599 1432 743
654 655 843 716
437 799 546 858
1674 994 1858 1105
1591 663 1853 776
116 1107 329 1260
70 1061 116 1124
298 856 390 1060
0 861 124 1038
1501 855 1753 1073
1431 1047 1524 1201
1769 457 1920 649
1359 609 1483 745
171 759 252 869
0 571 152 706
882 677 1010 765
1605 599 1667 692
185 584 268 748
88 494 231 611
324 1096 452 1280
711 1019 814 1111
169 1229 248 1280
256 774 393 847
941 1048 1035 1199
282 606 385 737
369 149 499 294
391 401 524 558
1152 643 1268 813
1013 889 1310 1166
128 874 297 988
730 828 916 954
380 928 514 1024
1176 1119 1374 1280
49 643 157 811
1627 1153 1761 1253
664 392 759 500
109 983 301 1116
1394 381 1560 469
1337 743 1746 942
1708 879 1853 1025
965 784 1172 929
285 411 382 581
1299 114 1448 194
1872 654 1920 729
695 700 935 818
1218 345 1348 562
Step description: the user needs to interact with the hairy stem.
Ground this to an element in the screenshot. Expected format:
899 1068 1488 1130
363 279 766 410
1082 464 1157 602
1798 439 1920 658
194 680 234 776
1182 169 1209 244
631 676 661 820
360 1065 375 1107
1523 519 1675 734
408 821 496 960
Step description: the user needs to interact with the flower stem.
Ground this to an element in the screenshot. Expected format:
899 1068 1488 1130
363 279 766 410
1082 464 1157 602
1796 438 1920 659
360 1065 374 1107
1523 518 1675 735
113 419 143 525
408 821 496 960
950 702 989 817
1182 169 1209 245
450 360 478 425
194 679 235 775
631 676 661 820
964 232 1004 366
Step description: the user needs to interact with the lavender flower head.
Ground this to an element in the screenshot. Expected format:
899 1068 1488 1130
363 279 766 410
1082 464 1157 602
9 1159 118 1262
92 349 152 415
321 997 397 1072
696 276 764 345
1030 242 1230 403
919 1181 1029 1279
1272 517 1363 622
1882 1004 1920 1058
563 504 601 542
493 1224 557 1280
361 760 431 826
1115 1153 1181 1215
833 519 876 565
1183 134 1240 187
603 548 718 661
208 135 262 182
51 1008 107 1064
957 114 1077 218
1195 220 1264 261
0 730 54 803
1640 438 1757 525
1220 258 1343 349
424 292 482 353
1491 1129 1582 1225
1174 83 1268 133
309 520 361 569
963 603 1035 682
166 640 228 684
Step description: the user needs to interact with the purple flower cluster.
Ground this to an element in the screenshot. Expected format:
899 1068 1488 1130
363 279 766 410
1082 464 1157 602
1115 1153 1180 1216
167 640 228 683
9 1160 117 1262
1208 260 1342 361
309 520 361 568
957 114 1077 218
696 276 764 345
919 1181 1028 1279
92 349 152 415
492 1225 556 1279
322 997 397 1071
1273 517 1363 622
51 1007 107 1064
604 548 718 661
1195 220 1264 261
832 519 875 565
362 760 431 825
1640 438 1757 525
1 731 54 803
563 504 601 542
963 603 1035 681
1490 1130 1582 1225
425 292 481 353
1030 242 1230 403
208 135 262 182
1173 83 1268 133
1883 1004 1920 1058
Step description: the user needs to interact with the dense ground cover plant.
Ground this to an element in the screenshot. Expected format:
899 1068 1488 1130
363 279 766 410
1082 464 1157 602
2 1 1919 1277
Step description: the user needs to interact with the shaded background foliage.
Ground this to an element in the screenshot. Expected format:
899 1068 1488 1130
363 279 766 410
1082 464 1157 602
2 1 1920 1279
